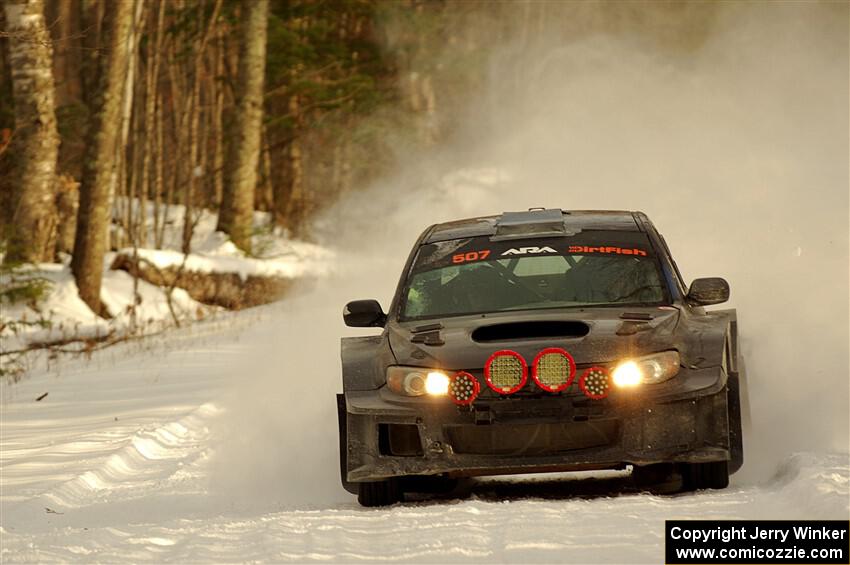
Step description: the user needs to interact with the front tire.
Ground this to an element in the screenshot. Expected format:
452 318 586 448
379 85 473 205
632 463 676 489
357 479 402 507
681 460 729 491
402 475 458 494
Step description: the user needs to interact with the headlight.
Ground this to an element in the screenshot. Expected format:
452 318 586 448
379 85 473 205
424 371 450 395
611 351 680 387
386 366 450 396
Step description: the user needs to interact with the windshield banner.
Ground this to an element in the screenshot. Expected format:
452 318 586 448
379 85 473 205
413 232 654 273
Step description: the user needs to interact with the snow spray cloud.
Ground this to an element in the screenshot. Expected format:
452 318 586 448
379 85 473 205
430 3 849 481
211 2 847 506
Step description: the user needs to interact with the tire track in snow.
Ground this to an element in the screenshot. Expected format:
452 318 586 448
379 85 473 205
37 402 221 509
0 312 259 517
1 454 846 563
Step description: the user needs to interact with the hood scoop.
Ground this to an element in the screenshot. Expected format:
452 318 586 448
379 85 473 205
471 321 590 343
410 322 445 346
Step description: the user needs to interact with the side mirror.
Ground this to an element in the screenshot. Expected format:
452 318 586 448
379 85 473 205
343 299 387 327
687 277 730 306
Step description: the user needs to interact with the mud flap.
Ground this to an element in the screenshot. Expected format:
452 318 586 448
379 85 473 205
337 394 357 494
727 374 744 474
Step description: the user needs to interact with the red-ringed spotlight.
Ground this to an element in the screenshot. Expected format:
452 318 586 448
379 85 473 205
449 371 480 406
532 347 576 393
484 350 527 394
579 366 610 399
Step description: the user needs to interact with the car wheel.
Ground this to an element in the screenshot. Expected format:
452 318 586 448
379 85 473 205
681 460 729 491
401 475 458 495
632 463 677 490
357 479 402 507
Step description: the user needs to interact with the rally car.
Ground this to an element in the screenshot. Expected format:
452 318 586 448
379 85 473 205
337 209 745 506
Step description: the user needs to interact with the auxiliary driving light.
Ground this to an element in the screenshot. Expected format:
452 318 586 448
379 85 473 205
449 372 480 406
484 350 528 394
579 367 610 399
532 347 576 393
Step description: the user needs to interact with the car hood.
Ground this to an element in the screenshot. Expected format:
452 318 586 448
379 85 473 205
387 306 681 370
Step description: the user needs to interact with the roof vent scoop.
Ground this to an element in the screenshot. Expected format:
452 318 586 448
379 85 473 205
472 321 590 342
492 209 577 240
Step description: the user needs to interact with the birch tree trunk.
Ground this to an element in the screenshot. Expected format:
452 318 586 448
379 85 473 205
3 0 61 264
71 0 134 317
217 0 268 253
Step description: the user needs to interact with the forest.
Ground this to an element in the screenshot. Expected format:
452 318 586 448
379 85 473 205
1 0 455 317
1 0 739 341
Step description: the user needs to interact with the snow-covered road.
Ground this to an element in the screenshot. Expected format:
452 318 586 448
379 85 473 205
2 304 847 563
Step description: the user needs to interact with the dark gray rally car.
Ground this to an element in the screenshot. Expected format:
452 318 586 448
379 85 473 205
338 209 745 506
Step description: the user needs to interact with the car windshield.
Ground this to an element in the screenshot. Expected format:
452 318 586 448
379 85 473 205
401 232 668 320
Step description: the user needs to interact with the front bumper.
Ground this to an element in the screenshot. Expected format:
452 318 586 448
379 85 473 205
342 366 731 483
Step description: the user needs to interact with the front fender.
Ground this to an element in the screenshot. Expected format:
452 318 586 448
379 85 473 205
341 334 395 391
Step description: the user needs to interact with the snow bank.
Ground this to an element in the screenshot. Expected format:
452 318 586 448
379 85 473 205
1 201 331 369
118 236 331 281
111 199 333 280
1 258 205 357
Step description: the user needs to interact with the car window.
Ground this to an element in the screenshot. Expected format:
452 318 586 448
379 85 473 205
401 232 668 320
507 255 580 276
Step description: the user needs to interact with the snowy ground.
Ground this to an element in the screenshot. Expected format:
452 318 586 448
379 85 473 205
0 203 331 362
2 166 849 562
3 6 849 558
1 298 847 563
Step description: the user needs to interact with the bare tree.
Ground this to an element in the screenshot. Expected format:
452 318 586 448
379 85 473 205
217 0 268 254
3 0 60 264
70 0 135 317
140 0 165 248
210 23 226 207
44 0 84 109
113 0 144 251
181 0 222 254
